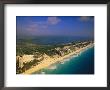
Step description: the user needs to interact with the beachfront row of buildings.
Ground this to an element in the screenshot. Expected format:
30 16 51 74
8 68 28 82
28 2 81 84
16 41 93 74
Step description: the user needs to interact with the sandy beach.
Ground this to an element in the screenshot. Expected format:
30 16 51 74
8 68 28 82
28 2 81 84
22 43 94 74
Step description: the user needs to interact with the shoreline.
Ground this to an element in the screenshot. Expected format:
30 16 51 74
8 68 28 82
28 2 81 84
22 44 94 74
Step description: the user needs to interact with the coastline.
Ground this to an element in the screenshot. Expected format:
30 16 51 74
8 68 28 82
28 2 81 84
22 44 94 74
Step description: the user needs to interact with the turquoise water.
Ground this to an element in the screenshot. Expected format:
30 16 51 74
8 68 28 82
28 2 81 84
33 47 94 74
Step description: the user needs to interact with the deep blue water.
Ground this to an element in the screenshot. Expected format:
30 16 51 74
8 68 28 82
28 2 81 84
34 47 94 74
17 36 93 45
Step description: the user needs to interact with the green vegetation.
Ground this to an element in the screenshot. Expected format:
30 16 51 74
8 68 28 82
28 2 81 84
16 40 94 74
16 59 43 74
16 43 66 56
16 41 93 56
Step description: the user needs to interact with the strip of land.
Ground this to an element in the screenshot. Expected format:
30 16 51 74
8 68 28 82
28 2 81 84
17 42 94 74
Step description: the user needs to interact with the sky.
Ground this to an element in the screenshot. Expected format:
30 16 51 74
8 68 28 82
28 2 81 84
16 16 94 38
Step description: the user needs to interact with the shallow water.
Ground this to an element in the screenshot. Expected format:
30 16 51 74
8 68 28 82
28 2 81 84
33 47 94 74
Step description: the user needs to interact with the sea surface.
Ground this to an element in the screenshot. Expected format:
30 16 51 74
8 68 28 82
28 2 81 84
33 47 94 74
17 36 94 74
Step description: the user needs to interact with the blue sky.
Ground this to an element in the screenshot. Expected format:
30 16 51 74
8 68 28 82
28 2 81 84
16 16 94 38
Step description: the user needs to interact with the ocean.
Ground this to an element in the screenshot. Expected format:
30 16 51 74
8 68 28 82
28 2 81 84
33 47 94 74
17 36 94 74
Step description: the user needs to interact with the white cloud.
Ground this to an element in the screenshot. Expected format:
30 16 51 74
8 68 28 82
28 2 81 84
79 16 92 22
47 16 61 25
